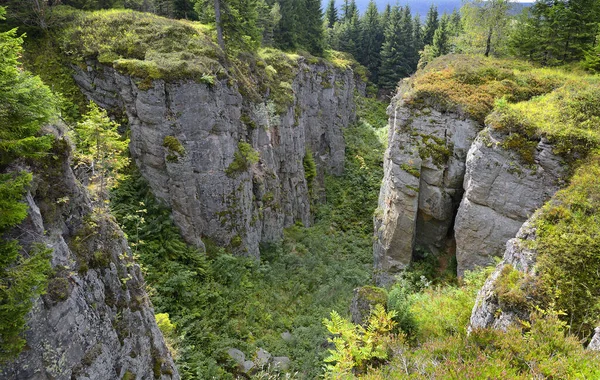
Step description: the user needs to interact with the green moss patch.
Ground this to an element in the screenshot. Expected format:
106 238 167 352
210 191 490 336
53 7 225 82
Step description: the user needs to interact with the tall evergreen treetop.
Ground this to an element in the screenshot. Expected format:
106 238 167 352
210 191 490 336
358 0 383 81
325 0 338 28
423 4 439 46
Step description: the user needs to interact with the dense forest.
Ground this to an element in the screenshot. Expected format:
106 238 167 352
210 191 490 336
1 0 600 378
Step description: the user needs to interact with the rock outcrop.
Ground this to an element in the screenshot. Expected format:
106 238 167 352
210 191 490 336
72 59 359 257
1 130 178 380
374 83 564 283
454 130 565 275
373 82 479 284
468 218 539 332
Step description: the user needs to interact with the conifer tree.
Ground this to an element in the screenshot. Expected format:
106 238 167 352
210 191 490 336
359 0 383 81
459 0 511 57
298 0 325 55
379 6 412 89
401 6 415 72
325 0 338 28
423 4 439 46
432 14 450 57
274 0 297 50
413 14 424 67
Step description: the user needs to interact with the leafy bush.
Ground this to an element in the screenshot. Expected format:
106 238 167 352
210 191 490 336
323 305 398 377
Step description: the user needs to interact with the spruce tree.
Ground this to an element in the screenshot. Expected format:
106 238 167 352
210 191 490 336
359 0 383 81
274 0 297 50
298 0 325 55
379 6 412 89
325 0 338 28
401 6 415 72
413 14 424 67
432 14 450 57
423 4 439 46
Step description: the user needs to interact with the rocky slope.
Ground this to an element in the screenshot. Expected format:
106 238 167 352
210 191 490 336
1 128 178 380
71 58 359 258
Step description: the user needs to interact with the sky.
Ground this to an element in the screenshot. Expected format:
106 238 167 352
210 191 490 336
325 0 534 16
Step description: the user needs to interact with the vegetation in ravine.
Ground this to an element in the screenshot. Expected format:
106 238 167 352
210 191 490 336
111 102 388 378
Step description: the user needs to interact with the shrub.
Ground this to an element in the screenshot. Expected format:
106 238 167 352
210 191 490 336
225 142 259 176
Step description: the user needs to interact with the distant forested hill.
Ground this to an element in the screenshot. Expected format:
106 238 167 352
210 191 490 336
327 0 533 16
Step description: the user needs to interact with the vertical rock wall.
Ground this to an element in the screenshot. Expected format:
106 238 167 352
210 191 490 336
373 85 479 284
72 59 358 257
374 85 565 283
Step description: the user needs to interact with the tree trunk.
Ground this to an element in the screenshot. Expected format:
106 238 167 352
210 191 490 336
214 0 225 51
484 28 492 57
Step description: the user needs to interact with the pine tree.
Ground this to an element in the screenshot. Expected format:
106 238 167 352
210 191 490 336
336 12 360 58
274 0 297 50
325 0 337 28
257 0 281 46
342 0 358 22
379 6 412 89
432 14 450 57
423 4 439 46
298 0 325 55
359 0 383 81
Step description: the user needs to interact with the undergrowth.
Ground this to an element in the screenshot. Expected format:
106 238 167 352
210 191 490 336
111 107 387 378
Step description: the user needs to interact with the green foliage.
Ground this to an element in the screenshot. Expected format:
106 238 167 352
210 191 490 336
487 75 600 162
0 13 56 166
356 96 388 130
534 155 600 339
73 101 129 202
110 110 387 377
225 141 259 176
509 0 600 66
163 136 185 162
0 6 55 362
323 305 398 377
0 243 52 363
302 149 316 193
494 264 528 308
406 55 579 124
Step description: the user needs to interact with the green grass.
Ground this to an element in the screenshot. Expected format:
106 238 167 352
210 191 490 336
52 6 225 83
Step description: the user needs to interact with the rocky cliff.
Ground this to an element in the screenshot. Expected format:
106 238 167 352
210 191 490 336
70 58 358 258
373 81 479 284
373 56 570 283
1 129 178 380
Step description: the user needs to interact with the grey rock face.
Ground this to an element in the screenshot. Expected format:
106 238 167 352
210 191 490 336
468 219 539 332
72 60 357 257
454 130 564 275
587 328 600 351
373 85 479 284
1 133 177 380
